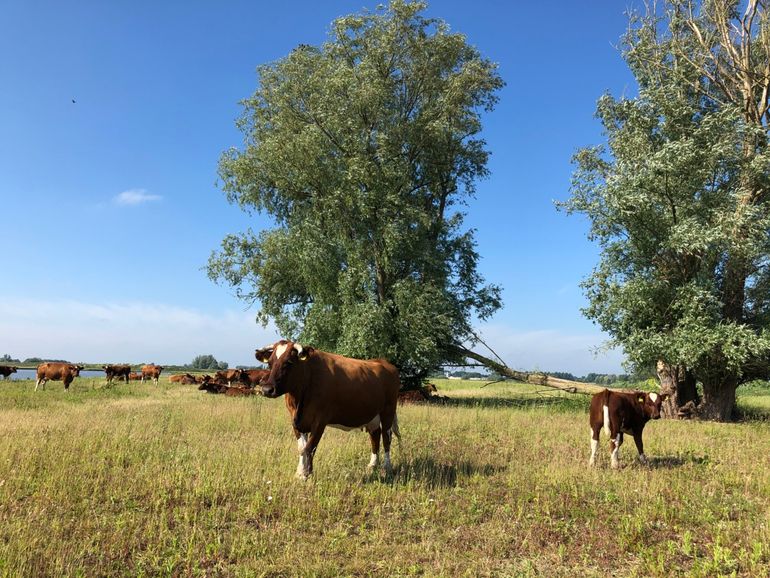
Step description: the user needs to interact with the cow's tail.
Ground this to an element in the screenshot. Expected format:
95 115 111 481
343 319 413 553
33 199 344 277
601 388 611 437
389 412 401 445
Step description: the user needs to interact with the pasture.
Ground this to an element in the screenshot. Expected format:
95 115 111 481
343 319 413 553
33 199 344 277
1 377 769 577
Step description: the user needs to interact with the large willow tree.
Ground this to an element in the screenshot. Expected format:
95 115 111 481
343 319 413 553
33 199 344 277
564 0 770 420
208 1 503 388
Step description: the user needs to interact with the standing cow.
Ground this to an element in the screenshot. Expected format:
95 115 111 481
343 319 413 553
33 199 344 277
256 340 401 480
103 364 131 384
35 362 83 391
0 366 18 380
589 388 669 468
141 364 163 384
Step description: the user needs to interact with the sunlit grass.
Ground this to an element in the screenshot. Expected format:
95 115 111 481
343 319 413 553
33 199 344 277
0 377 769 576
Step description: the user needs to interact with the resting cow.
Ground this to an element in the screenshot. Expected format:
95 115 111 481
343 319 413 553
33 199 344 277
0 365 18 380
214 369 245 386
589 388 669 468
256 340 401 480
35 362 83 391
240 368 269 388
141 364 163 384
103 364 131 384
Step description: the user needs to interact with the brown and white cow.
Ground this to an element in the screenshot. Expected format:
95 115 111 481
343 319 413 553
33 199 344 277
214 368 245 386
141 364 163 384
256 340 401 479
0 365 18 380
589 388 669 468
35 362 83 391
103 364 131 384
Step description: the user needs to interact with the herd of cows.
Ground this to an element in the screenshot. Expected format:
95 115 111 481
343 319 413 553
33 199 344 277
0 340 669 477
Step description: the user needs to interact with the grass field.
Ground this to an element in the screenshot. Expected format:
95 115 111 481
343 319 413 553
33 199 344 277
1 376 769 577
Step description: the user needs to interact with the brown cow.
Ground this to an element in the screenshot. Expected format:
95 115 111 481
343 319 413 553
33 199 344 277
128 372 142 381
589 389 669 468
0 365 18 380
103 364 131 384
214 368 245 386
256 340 401 480
240 368 269 388
35 362 83 391
141 364 163 384
169 373 199 385
198 375 228 394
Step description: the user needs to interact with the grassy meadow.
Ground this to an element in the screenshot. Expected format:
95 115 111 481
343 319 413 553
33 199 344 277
1 375 769 577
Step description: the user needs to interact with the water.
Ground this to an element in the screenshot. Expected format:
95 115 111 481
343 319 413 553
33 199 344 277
4 369 106 381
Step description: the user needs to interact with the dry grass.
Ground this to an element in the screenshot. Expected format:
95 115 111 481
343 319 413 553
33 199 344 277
0 376 769 576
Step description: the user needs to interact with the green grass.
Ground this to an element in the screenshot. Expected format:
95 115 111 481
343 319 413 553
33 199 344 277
1 377 769 576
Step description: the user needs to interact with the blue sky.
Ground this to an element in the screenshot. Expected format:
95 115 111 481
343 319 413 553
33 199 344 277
0 1 637 374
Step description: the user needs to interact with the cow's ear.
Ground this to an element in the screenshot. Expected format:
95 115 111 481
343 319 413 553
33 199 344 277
255 348 272 364
298 346 313 361
660 393 670 402
637 394 646 404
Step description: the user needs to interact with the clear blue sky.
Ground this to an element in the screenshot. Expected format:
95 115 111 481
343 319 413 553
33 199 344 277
0 1 637 374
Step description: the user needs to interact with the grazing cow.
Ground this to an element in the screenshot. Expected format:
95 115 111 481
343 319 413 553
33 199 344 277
35 362 83 391
240 368 269 388
589 389 669 468
103 364 131 384
141 364 163 384
0 365 18 380
255 340 401 480
128 372 142 381
214 368 245 386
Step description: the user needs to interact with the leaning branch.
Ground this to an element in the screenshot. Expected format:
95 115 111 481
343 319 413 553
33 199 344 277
451 345 613 396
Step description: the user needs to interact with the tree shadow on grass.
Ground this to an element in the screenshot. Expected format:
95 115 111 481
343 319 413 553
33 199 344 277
432 394 589 412
366 456 504 488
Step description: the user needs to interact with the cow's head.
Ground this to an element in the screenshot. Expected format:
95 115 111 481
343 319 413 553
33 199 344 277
71 365 84 376
9 367 17 374
637 391 669 419
255 339 313 398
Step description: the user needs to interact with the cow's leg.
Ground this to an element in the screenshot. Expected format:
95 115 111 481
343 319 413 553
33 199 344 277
34 378 43 391
298 427 324 480
381 427 393 474
610 431 623 469
367 427 381 470
295 431 309 478
632 431 647 464
589 426 601 466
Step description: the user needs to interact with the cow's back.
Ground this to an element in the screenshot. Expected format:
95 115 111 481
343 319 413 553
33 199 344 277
304 352 400 427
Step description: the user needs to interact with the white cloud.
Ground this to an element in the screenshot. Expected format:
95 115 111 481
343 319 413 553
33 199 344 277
113 189 162 206
0 297 279 366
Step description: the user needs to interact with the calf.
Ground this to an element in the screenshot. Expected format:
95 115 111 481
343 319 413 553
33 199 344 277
589 389 669 468
35 362 83 391
0 365 18 380
128 372 142 381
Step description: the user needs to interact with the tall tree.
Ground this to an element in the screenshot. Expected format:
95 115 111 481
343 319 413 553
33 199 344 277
563 0 770 420
208 1 503 388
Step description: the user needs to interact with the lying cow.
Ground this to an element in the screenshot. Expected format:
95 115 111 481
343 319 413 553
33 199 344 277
240 368 269 388
169 373 199 384
256 340 401 479
128 372 142 381
0 365 18 380
141 364 163 384
103 364 131 384
214 368 245 386
35 362 83 391
589 388 669 468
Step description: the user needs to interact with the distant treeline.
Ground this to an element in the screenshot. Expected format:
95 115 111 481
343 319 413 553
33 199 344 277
433 368 648 385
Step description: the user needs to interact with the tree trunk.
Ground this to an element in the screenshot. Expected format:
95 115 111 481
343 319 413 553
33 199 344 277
699 377 737 422
656 360 699 419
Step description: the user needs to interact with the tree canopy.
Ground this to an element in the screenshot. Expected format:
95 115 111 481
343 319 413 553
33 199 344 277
189 355 228 371
208 0 503 387
562 0 770 420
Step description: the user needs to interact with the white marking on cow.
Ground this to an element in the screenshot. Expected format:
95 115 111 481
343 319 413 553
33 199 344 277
589 437 599 466
368 453 378 468
638 453 648 465
611 433 622 468
275 343 289 359
602 405 610 436
293 343 304 356
649 392 658 403
329 415 381 433
297 433 307 452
